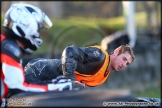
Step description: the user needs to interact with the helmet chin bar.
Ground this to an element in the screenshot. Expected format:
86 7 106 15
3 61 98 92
23 48 33 54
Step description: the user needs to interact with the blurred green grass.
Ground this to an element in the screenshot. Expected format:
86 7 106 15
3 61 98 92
134 87 161 98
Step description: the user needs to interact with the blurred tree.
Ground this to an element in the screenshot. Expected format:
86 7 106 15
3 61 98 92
1 1 12 15
145 1 159 29
135 1 160 37
62 1 123 18
39 2 63 19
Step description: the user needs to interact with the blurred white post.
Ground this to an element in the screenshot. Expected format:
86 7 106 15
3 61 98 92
122 1 136 48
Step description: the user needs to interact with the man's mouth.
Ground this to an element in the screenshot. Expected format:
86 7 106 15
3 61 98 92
118 65 122 70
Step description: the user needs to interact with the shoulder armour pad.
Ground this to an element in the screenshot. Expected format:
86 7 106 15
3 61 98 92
4 41 22 58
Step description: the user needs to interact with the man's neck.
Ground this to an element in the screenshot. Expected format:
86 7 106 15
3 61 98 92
16 40 24 49
107 54 113 71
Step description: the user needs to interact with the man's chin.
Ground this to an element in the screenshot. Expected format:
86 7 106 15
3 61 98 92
115 69 120 72
113 67 119 72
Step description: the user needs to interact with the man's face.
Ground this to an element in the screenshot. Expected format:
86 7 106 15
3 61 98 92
112 51 132 71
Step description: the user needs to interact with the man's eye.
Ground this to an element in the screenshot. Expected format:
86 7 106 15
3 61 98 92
123 57 127 61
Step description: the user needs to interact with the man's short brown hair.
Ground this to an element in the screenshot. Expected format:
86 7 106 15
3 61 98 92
113 44 135 62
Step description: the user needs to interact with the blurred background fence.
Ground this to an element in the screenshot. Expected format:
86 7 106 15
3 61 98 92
1 1 161 98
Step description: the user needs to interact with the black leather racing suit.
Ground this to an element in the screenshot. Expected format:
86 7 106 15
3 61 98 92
24 45 106 84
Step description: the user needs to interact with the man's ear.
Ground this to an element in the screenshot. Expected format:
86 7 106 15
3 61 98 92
113 49 119 56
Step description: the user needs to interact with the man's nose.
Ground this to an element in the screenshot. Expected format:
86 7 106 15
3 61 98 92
122 63 126 68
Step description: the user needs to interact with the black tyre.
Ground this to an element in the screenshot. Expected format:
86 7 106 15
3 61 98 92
7 89 137 107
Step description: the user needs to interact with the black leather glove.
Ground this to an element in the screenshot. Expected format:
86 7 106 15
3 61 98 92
72 81 85 90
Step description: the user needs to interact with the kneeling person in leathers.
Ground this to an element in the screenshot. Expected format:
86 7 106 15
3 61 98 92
24 44 135 88
1 3 74 104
